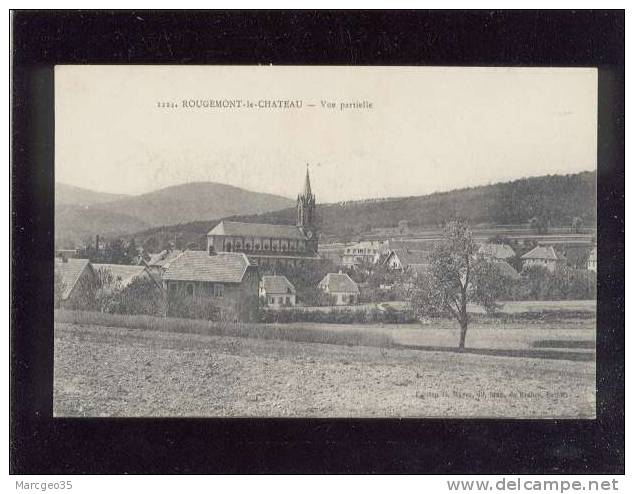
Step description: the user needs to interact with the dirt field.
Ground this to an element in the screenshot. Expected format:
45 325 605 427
54 322 595 418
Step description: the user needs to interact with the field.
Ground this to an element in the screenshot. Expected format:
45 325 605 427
54 312 595 418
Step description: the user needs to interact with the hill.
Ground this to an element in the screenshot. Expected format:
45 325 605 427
55 205 151 247
55 183 129 206
55 182 294 247
128 171 597 249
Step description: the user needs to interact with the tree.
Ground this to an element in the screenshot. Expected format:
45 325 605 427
409 220 506 350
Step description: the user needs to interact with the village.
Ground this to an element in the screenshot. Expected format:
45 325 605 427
54 169 597 326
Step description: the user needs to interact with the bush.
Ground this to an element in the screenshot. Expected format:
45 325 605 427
167 292 221 320
509 265 597 301
259 306 417 325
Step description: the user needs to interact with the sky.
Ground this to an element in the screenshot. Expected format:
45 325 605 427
55 66 597 203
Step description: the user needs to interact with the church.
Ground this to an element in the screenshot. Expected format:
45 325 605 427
206 168 320 270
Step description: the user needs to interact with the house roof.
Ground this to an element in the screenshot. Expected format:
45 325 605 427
492 260 521 281
93 263 155 289
261 275 296 294
521 245 566 261
207 220 307 240
479 243 516 259
386 248 430 267
146 249 183 268
54 258 93 300
163 251 253 283
319 273 359 293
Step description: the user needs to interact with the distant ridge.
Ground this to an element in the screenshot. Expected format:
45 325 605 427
55 183 130 206
55 181 294 247
126 171 597 249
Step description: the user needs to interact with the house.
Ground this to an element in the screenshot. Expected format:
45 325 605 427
260 275 296 307
206 169 320 271
54 258 97 309
383 248 430 273
162 250 260 322
341 241 385 268
92 263 163 295
520 245 566 272
478 243 516 260
587 247 597 272
318 272 359 305
142 249 183 278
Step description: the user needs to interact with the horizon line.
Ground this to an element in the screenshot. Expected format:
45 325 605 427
56 167 597 205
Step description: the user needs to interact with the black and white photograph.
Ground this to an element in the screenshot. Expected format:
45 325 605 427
11 9 625 477
53 65 598 418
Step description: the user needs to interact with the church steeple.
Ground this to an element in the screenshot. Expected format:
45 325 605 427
302 166 312 198
297 164 316 228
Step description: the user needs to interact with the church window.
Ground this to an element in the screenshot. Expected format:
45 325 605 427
213 283 224 298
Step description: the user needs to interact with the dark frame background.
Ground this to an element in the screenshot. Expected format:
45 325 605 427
11 10 625 474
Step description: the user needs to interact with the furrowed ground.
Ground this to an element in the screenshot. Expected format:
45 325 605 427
54 315 595 418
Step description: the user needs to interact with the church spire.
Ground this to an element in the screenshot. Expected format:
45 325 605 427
297 164 316 228
303 164 312 198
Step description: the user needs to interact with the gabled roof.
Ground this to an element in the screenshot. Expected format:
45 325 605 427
521 245 566 261
492 260 521 281
54 258 94 300
386 248 430 267
208 220 306 240
479 243 516 259
146 249 183 268
319 273 359 293
163 251 254 283
93 263 156 289
261 275 296 294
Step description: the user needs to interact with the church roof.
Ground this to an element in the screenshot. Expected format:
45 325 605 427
207 220 307 240
163 251 254 283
